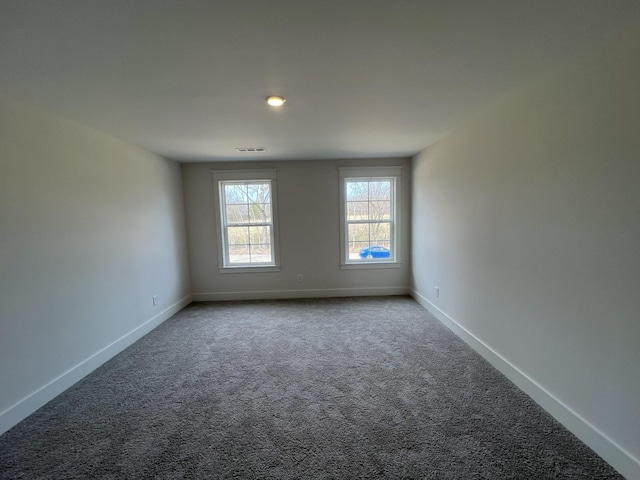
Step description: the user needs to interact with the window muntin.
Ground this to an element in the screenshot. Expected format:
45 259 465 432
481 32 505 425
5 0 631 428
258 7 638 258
344 177 395 262
219 180 275 266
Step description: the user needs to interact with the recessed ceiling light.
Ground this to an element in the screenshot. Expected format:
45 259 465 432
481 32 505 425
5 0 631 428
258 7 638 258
266 95 286 107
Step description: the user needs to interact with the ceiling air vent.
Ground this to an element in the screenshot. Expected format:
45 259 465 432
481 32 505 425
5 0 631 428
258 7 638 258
235 147 266 152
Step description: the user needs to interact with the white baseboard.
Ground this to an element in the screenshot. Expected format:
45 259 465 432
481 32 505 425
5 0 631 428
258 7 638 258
409 289 640 480
0 294 192 436
193 286 410 302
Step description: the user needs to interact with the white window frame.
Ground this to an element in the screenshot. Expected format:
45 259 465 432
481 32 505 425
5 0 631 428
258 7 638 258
338 166 402 269
212 169 281 273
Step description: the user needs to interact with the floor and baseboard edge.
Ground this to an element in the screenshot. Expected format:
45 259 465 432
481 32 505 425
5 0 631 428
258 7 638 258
409 289 639 480
193 286 410 302
0 294 193 436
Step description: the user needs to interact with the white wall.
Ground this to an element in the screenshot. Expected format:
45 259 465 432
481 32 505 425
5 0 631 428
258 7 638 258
183 158 411 300
411 31 640 478
0 93 192 433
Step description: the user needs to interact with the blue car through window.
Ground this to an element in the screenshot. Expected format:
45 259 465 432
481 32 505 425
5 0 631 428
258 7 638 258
359 246 390 259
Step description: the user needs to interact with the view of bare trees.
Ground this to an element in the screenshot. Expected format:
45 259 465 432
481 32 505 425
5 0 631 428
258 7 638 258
220 178 391 264
223 182 273 264
345 180 392 259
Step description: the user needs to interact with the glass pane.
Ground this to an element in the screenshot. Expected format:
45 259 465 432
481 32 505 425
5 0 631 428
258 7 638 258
228 245 250 264
371 222 391 242
346 181 368 201
224 184 248 204
226 204 249 224
249 203 272 223
347 201 369 220
369 181 391 200
246 183 271 203
369 201 390 220
348 241 370 260
250 244 272 263
348 223 370 243
249 225 271 245
227 226 249 246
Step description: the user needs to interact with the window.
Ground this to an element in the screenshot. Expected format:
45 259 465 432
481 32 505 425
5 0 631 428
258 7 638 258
212 170 280 272
339 166 402 268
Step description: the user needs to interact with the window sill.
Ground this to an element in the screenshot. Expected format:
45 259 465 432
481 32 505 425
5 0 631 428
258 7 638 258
340 262 401 270
219 266 281 274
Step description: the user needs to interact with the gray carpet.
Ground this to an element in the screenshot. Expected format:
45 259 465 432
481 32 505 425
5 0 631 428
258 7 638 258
0 296 622 479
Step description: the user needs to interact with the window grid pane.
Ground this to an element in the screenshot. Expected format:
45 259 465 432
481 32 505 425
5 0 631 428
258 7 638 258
369 201 390 219
346 201 369 220
249 203 272 223
227 226 249 246
369 181 390 200
370 222 391 242
225 184 248 204
346 181 369 202
226 204 249 224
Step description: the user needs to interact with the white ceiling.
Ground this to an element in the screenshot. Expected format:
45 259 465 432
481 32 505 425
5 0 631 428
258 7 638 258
2 1 640 162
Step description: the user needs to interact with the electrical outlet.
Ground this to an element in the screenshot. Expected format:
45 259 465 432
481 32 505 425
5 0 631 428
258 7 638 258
297 274 303 282
153 295 158 306
435 287 439 298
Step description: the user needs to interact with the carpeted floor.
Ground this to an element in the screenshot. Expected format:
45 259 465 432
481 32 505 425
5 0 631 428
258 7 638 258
0 296 622 479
